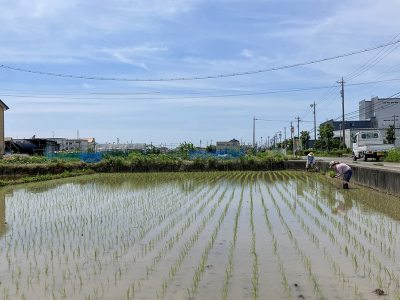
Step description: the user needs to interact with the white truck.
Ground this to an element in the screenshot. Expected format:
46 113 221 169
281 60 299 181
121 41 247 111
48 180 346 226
352 131 393 161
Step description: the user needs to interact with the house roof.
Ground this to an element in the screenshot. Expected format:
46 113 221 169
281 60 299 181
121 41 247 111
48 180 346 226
0 99 9 110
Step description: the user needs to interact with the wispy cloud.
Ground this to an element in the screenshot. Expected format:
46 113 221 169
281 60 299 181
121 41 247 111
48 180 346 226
113 53 149 70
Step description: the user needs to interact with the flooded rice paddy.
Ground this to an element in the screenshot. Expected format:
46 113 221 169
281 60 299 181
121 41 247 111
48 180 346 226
1 171 400 300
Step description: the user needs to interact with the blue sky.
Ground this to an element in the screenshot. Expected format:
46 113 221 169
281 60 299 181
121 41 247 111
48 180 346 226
1 0 400 147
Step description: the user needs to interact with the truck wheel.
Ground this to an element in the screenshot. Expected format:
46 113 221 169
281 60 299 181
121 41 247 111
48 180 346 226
353 153 357 161
376 157 380 162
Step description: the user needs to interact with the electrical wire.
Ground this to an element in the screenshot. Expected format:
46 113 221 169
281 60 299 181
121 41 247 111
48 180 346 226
1 40 400 82
344 33 400 81
3 78 400 101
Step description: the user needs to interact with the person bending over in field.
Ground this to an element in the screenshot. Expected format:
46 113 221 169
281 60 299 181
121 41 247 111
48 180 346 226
306 152 316 170
329 161 352 189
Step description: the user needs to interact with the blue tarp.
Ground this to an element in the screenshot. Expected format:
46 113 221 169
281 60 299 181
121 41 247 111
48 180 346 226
80 152 103 163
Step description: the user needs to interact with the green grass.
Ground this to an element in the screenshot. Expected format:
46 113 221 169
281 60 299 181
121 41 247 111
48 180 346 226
384 148 400 162
0 169 94 187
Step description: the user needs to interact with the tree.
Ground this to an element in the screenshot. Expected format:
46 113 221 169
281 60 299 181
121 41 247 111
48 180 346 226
318 123 334 151
146 144 160 154
284 138 294 151
205 145 216 152
386 124 396 144
300 131 310 150
177 142 197 159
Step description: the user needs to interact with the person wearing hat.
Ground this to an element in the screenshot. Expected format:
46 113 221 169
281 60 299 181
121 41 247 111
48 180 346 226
306 152 316 170
329 161 352 189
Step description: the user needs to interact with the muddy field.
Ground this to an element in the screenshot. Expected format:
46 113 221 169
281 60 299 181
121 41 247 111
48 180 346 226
0 171 399 300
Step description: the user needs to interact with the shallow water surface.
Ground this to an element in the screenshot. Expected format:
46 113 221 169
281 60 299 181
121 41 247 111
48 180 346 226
0 171 399 300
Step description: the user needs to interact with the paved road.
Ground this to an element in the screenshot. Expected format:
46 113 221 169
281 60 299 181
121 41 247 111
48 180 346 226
301 155 400 172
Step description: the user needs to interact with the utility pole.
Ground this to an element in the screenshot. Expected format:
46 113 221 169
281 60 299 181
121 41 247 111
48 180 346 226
253 116 256 147
200 140 201 149
284 127 286 149
291 121 295 153
393 114 399 145
267 136 269 148
290 121 293 139
337 77 345 150
310 102 316 142
295 116 300 150
261 136 263 148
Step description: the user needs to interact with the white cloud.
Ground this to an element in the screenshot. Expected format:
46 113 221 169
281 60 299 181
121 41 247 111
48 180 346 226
241 49 253 59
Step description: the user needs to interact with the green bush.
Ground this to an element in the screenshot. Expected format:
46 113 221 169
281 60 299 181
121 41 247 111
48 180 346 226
330 150 343 157
385 148 400 162
1 155 48 164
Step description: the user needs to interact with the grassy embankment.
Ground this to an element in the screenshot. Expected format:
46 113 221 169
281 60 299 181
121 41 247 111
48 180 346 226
0 151 298 186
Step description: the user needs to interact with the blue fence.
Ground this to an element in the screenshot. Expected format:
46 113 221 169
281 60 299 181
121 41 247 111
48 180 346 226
189 149 245 160
46 152 103 163
45 153 80 160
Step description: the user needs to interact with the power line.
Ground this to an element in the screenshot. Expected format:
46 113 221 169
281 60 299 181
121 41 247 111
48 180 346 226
2 40 400 82
3 78 400 101
344 33 400 81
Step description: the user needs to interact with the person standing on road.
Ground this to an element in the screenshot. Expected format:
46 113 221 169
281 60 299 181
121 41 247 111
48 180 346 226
329 161 352 189
306 152 316 170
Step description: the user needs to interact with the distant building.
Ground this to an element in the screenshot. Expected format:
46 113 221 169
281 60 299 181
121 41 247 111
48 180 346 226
159 147 169 154
359 96 400 128
63 139 89 152
216 139 240 151
5 138 59 155
96 143 146 152
323 119 373 131
0 99 9 155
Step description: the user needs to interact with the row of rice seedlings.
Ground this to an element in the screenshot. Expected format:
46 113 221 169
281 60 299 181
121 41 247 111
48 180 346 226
249 172 259 299
188 174 241 297
144 174 238 298
256 179 293 299
221 172 248 300
87 172 237 298
116 175 226 289
136 173 227 260
272 175 355 287
283 172 400 294
111 172 238 298
264 173 330 298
